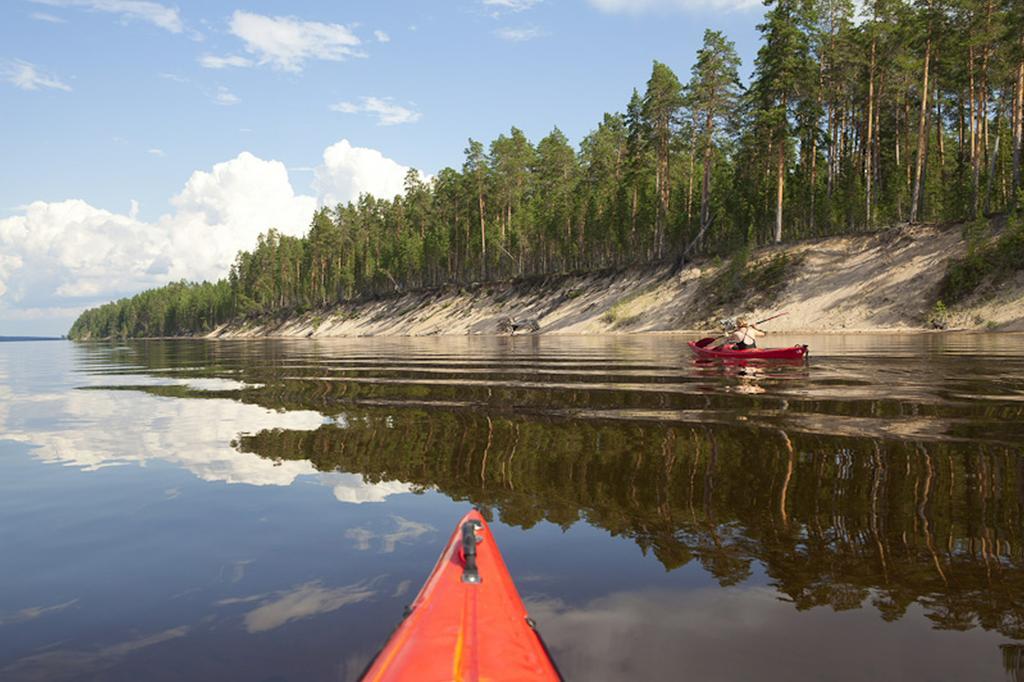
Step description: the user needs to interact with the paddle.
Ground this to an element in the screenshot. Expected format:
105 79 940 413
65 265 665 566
695 311 789 348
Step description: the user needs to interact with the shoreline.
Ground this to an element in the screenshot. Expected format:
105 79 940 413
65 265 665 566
68 223 1024 341
202 224 1023 339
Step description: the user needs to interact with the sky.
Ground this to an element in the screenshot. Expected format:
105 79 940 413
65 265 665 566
0 0 768 336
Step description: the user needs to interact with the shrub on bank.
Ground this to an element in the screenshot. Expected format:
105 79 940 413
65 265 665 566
940 214 1024 304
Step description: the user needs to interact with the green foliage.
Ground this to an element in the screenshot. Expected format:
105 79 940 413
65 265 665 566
601 283 656 328
699 248 800 312
928 300 949 328
939 216 1024 304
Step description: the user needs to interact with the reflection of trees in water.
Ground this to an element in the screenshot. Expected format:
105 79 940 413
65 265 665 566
234 410 1024 638
1004 645 1024 682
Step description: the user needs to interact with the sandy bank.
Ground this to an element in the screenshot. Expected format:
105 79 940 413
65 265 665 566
208 224 1024 339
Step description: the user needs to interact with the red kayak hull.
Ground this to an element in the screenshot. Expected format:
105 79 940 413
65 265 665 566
688 341 808 360
361 510 561 682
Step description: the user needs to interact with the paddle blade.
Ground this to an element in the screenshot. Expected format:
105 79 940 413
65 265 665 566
694 337 717 348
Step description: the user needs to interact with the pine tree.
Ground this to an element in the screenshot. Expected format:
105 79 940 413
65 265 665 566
688 30 743 236
642 61 685 258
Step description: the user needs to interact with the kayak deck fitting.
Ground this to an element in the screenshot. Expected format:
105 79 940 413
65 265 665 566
361 509 562 681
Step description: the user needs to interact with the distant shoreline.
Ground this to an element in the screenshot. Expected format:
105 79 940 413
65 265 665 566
0 337 65 343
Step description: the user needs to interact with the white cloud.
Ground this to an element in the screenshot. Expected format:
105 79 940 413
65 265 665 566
2 59 71 91
147 148 165 157
329 96 421 126
199 54 253 69
0 141 414 321
495 26 547 42
483 0 542 11
228 10 364 72
32 0 183 33
374 30 390 43
30 12 66 23
0 152 316 307
588 0 760 11
160 152 316 281
213 86 240 106
313 139 411 206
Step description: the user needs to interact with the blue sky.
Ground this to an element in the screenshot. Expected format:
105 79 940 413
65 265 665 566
1 0 766 335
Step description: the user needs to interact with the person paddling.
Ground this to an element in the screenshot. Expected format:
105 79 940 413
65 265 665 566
718 317 765 350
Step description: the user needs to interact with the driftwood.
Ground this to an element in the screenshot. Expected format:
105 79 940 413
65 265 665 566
497 317 540 334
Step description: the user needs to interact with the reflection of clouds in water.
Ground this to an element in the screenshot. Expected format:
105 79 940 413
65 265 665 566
526 587 1004 681
218 559 253 584
345 515 435 553
0 625 189 682
325 472 414 504
239 579 379 633
0 598 79 626
1 387 323 485
346 527 374 551
0 353 419 498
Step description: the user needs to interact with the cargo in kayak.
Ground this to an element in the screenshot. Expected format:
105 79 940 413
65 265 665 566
361 509 562 682
688 340 809 360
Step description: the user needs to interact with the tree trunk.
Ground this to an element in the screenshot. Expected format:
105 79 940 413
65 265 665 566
970 45 981 217
657 125 670 259
478 192 486 280
911 37 931 224
686 147 695 225
985 101 1001 214
1013 54 1024 208
775 138 786 243
936 81 945 200
630 185 639 259
700 110 715 231
865 35 876 228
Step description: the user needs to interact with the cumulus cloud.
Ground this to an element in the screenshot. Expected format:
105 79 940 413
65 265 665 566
588 0 760 11
0 141 414 325
199 54 253 69
159 152 316 281
147 148 165 157
0 152 316 310
2 59 71 91
330 96 421 126
32 0 184 33
374 30 390 43
494 26 546 42
229 10 364 72
314 139 411 206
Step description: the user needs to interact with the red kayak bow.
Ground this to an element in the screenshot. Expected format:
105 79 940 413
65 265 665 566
688 341 809 360
361 510 562 682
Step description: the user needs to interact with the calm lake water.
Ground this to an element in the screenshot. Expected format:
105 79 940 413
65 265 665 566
2 334 1023 681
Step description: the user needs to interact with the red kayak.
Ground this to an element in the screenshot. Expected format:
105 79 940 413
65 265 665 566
361 510 562 681
688 340 809 360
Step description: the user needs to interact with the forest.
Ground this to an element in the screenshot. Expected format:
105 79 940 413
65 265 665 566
70 0 1024 339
